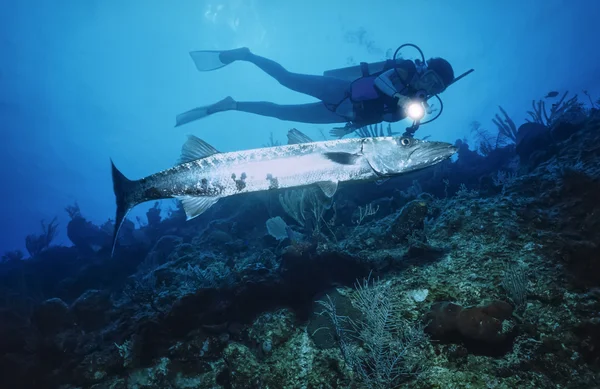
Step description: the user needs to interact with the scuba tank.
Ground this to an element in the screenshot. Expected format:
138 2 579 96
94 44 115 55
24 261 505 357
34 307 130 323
323 58 405 81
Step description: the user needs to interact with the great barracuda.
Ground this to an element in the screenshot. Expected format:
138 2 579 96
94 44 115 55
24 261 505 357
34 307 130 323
110 129 456 254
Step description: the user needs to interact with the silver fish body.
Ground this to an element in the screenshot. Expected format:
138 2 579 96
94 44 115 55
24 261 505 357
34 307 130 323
143 139 374 198
110 129 456 254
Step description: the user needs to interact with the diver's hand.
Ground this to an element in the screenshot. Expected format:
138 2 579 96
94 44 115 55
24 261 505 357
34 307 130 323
330 125 354 139
394 93 410 107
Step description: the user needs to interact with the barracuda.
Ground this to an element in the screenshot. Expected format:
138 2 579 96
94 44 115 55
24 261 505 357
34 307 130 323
110 129 456 254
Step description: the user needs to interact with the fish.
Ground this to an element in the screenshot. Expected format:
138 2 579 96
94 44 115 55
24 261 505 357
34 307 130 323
545 91 559 98
109 129 457 255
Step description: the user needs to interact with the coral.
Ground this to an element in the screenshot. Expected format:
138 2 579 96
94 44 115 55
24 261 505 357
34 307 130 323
1 250 24 262
222 343 264 388
279 187 332 233
316 276 431 388
265 216 288 241
31 298 73 336
526 91 582 128
146 202 162 227
470 121 497 155
515 122 553 167
388 199 429 241
352 202 380 227
262 131 282 147
66 215 111 254
2 98 600 389
425 300 516 351
501 263 529 307
25 217 58 257
492 106 518 143
64 202 81 219
70 289 113 331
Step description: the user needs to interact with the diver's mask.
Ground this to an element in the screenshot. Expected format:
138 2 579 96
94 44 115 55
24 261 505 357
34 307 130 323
413 62 446 95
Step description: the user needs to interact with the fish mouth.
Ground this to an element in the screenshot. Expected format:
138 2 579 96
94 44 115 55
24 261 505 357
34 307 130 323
409 142 457 168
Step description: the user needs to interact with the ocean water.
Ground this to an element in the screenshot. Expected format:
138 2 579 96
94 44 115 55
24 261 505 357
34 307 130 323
1 1 600 388
1 0 598 253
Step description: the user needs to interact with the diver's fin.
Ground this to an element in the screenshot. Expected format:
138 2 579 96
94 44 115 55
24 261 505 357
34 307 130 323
110 160 139 257
175 196 220 220
189 48 250 71
329 126 355 139
175 106 210 127
179 135 220 164
323 152 360 165
175 97 236 127
287 128 314 145
317 181 338 197
189 50 229 71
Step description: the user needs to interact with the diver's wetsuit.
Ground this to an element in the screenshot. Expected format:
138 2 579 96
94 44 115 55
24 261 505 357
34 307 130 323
233 52 416 126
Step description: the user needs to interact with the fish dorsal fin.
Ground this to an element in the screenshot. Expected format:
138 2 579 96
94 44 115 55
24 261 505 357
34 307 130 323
179 135 220 164
317 181 338 197
323 152 360 165
175 195 220 220
287 128 314 145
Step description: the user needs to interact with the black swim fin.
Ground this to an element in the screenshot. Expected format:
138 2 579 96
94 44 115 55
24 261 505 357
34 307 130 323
175 97 236 127
175 106 211 127
189 51 228 71
189 48 250 72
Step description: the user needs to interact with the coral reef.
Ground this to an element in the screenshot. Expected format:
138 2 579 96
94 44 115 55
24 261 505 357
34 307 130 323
1 94 599 389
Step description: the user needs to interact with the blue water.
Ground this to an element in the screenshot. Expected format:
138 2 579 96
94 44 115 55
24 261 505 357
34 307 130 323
1 0 598 254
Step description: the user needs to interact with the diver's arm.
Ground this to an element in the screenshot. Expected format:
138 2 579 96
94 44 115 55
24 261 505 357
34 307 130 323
374 66 412 99
374 69 399 97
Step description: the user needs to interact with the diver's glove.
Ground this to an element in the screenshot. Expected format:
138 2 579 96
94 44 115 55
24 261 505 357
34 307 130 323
393 93 412 109
329 123 356 139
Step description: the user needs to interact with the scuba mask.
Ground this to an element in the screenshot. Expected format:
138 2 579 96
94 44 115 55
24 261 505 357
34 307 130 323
391 43 473 137
412 62 446 96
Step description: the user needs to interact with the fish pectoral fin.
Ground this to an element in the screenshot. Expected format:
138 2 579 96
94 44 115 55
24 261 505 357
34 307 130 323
317 180 338 198
175 195 220 220
363 139 398 176
322 152 360 165
367 156 394 176
178 135 220 164
287 128 314 145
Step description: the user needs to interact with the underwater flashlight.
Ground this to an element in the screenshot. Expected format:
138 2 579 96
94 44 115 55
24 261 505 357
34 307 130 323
406 102 425 121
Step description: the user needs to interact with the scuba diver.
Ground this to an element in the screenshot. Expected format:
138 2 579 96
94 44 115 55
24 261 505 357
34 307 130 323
175 44 473 137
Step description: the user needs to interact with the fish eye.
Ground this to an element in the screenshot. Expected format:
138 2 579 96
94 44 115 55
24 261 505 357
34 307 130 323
400 138 411 146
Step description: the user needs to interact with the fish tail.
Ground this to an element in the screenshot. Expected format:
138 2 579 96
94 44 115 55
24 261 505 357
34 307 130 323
110 159 139 257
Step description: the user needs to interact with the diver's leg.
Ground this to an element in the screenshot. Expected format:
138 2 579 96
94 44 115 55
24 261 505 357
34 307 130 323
221 49 351 105
176 98 348 127
175 97 237 127
235 101 347 124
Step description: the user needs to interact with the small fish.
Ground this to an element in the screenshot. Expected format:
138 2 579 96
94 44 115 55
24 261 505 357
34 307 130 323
109 129 457 255
545 91 559 98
